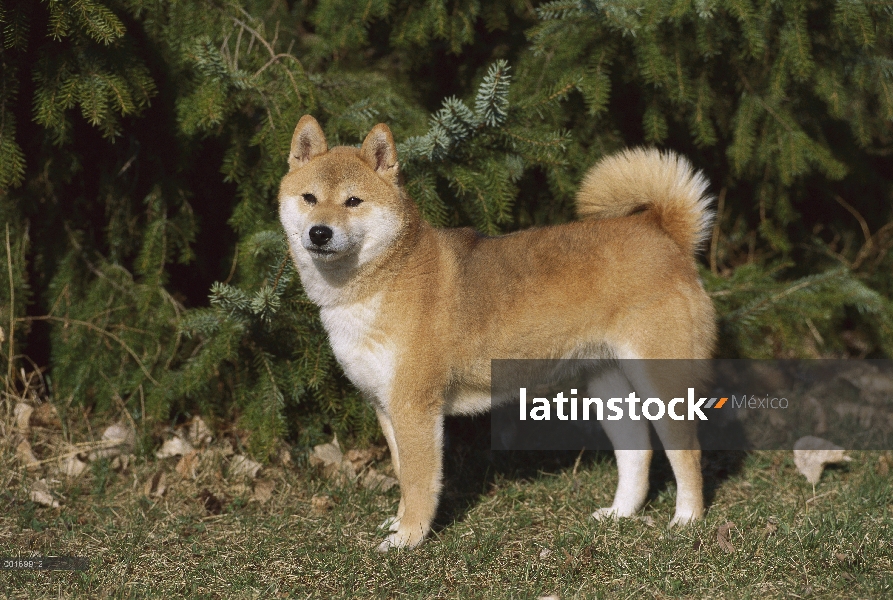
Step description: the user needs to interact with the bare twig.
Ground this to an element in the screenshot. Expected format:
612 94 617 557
736 67 794 133
110 384 139 436
854 220 893 271
834 194 871 251
270 254 290 290
571 447 585 479
710 188 726 275
64 225 130 296
234 25 243 70
223 247 239 285
30 438 128 467
16 315 159 386
5 224 14 393
725 269 842 323
231 16 305 99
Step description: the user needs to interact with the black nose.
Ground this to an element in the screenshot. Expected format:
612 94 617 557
309 225 333 246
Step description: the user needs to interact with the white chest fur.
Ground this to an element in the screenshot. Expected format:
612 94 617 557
319 295 395 404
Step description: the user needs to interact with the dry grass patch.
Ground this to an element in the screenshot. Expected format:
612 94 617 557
1 382 891 598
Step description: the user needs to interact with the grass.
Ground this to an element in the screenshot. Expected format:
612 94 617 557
2 411 891 599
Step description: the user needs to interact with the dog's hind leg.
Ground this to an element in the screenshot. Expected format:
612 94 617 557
587 368 653 520
654 421 703 525
619 348 706 525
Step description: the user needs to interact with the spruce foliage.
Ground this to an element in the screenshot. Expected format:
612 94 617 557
2 0 891 458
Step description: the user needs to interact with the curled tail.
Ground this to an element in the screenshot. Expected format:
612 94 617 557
576 148 713 255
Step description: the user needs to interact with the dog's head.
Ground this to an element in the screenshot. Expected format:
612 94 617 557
279 116 410 271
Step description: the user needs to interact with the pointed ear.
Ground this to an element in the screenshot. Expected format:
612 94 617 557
361 124 399 178
289 115 327 170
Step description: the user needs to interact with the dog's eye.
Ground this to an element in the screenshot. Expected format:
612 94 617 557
301 193 317 206
345 196 363 208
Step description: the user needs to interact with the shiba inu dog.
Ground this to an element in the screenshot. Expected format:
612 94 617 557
279 115 716 551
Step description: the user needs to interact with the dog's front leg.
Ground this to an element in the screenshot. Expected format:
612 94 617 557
375 401 444 552
374 409 404 532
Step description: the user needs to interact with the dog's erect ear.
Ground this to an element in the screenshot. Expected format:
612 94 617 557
361 124 398 179
289 115 327 170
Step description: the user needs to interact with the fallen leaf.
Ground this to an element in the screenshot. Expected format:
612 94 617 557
144 471 167 498
877 454 890 476
836 552 847 562
345 447 384 470
14 403 33 431
633 515 655 527
309 437 343 468
229 483 251 498
716 521 736 553
219 439 235 457
793 436 852 484
229 455 262 479
186 416 213 447
155 435 194 459
90 422 135 460
30 479 59 508
768 409 787 429
175 450 200 479
309 437 359 484
763 517 778 538
31 403 62 429
110 454 133 472
562 548 574 566
833 403 875 428
59 455 88 478
840 331 871 357
16 439 40 468
807 397 827 435
841 367 893 395
311 494 333 514
198 488 223 514
253 479 275 504
278 444 293 467
361 468 398 492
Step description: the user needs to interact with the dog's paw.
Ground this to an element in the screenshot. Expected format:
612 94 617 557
375 537 396 553
669 508 703 527
590 507 619 521
590 506 635 521
377 516 401 532
374 529 424 553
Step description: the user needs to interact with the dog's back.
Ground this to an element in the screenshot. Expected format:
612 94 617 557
427 149 716 396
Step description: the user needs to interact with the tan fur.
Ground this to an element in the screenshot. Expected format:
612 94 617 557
576 148 714 255
279 116 717 551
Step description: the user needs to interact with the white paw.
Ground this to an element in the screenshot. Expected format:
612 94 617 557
374 531 413 553
669 508 702 527
590 506 635 521
374 524 428 552
377 516 401 532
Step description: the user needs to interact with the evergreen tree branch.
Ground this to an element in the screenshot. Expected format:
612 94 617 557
18 315 160 385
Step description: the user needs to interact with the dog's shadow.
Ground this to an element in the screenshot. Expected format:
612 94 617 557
432 414 746 531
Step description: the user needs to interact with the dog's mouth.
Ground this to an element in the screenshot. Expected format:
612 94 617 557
305 246 350 262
